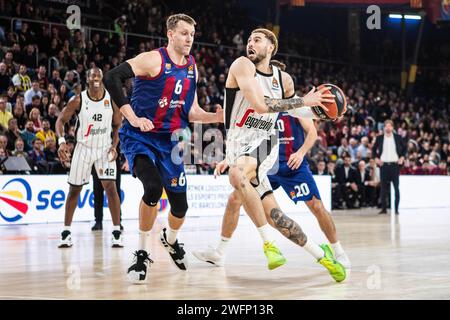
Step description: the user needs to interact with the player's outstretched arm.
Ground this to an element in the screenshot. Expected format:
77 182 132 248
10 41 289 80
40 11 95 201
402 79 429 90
280 71 321 120
188 92 224 123
103 51 159 132
56 95 81 163
229 57 334 114
265 86 334 113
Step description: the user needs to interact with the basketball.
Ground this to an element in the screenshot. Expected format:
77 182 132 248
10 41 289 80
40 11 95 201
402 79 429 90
311 84 347 120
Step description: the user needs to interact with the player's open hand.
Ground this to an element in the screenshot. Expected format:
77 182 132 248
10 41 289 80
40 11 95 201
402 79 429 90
108 147 118 162
215 104 224 123
287 151 304 170
58 143 71 164
214 160 229 178
302 86 334 110
131 117 154 132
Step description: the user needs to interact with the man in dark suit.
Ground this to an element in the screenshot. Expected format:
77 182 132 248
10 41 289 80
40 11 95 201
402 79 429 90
313 160 328 175
372 119 406 214
336 153 359 209
355 160 371 207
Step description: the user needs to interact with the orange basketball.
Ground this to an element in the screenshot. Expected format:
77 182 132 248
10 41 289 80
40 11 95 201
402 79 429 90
311 84 347 120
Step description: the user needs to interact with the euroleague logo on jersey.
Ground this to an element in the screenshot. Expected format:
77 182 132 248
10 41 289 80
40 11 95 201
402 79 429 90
0 178 32 222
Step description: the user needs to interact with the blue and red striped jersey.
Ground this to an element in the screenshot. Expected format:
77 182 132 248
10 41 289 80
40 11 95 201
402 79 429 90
127 47 197 134
277 112 306 165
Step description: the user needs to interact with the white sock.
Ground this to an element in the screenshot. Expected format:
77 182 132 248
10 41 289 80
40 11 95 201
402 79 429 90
216 236 230 255
331 241 345 257
113 225 121 232
303 238 325 260
257 224 273 243
166 226 178 245
62 225 71 232
139 230 151 252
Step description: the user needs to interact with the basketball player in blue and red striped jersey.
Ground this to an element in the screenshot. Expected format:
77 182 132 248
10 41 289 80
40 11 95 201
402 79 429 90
104 14 223 283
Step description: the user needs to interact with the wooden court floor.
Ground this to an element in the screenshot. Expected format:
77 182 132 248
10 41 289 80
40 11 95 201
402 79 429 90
1 208 449 300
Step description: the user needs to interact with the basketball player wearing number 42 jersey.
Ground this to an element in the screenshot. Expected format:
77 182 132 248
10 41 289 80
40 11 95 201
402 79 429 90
104 14 223 284
193 28 346 282
56 67 123 249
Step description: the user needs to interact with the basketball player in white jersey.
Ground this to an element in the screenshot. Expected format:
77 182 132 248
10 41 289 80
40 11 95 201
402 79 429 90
217 28 346 281
56 67 123 248
194 59 349 282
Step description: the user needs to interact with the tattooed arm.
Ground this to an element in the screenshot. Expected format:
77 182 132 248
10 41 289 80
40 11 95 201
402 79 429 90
264 86 333 113
226 57 334 114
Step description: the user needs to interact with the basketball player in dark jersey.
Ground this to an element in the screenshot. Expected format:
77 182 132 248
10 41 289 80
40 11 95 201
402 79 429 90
104 14 223 283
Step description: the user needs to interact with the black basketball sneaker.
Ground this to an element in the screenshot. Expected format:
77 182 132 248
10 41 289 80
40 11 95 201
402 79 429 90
159 227 187 270
127 250 153 284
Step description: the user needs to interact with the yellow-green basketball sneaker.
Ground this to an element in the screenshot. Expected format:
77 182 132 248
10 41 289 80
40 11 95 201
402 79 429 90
263 241 287 270
318 244 346 282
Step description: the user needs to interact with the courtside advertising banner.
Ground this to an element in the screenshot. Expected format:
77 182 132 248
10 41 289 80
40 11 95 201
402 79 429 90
0 174 332 225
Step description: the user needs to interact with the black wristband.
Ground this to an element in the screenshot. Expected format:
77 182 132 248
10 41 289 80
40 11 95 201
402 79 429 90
103 62 135 108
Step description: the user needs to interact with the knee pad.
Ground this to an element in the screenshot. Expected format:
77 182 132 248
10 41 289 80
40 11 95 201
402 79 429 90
134 155 163 206
166 190 188 218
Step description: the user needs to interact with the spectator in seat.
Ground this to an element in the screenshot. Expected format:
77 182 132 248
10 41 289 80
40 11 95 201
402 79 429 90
12 64 32 93
313 160 328 175
355 160 371 207
46 103 58 131
13 98 27 130
12 137 28 158
35 65 49 90
20 120 36 151
27 138 48 174
366 158 381 207
28 107 42 132
0 95 13 130
336 153 359 209
36 118 56 148
24 80 42 106
5 118 20 152
25 95 42 117
0 62 11 93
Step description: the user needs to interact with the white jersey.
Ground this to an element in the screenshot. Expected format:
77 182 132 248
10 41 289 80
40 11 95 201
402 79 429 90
67 88 116 186
75 89 113 148
224 65 285 189
224 65 284 144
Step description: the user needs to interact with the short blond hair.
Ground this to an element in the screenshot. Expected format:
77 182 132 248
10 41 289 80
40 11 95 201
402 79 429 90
384 119 394 127
251 28 278 57
166 13 196 31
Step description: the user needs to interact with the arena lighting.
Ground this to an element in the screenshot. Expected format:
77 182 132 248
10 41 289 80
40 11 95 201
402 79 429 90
389 14 422 20
404 14 422 20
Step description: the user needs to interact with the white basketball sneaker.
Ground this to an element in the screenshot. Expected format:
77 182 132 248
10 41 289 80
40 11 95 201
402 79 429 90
192 246 225 267
112 230 124 248
58 230 73 248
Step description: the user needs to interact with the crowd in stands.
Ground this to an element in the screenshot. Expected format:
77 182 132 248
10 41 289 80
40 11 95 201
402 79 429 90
0 0 448 210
